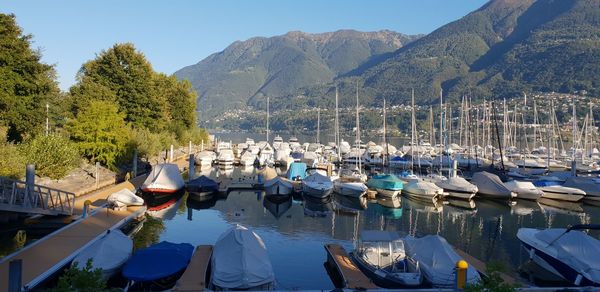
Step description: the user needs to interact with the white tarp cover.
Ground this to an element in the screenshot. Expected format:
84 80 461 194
264 176 293 188
471 171 513 199
436 176 478 193
533 228 600 283
404 235 480 288
142 163 184 192
564 177 600 197
73 230 132 277
212 224 275 289
107 189 144 208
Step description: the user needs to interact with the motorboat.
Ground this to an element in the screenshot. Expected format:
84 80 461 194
123 241 194 290
264 176 294 196
350 230 423 288
533 180 585 202
404 235 480 288
73 230 132 279
302 171 333 199
563 176 600 204
517 225 600 286
107 188 144 209
367 174 404 197
186 175 218 199
287 162 307 181
333 180 368 198
195 150 216 167
471 171 516 200
504 180 543 200
211 224 275 290
434 176 477 200
217 149 235 169
402 179 443 202
239 150 257 167
141 163 185 194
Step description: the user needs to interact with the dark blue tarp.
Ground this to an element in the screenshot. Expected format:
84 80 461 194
187 175 218 192
533 180 560 187
122 241 194 281
287 162 307 180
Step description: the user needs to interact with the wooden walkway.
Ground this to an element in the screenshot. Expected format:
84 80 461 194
324 244 378 290
454 247 518 285
173 245 213 291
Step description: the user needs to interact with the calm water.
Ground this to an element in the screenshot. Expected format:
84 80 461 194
136 166 600 289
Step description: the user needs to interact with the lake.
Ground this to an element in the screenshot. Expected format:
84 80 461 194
136 165 600 289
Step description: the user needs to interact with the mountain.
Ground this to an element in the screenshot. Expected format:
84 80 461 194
354 0 600 103
174 30 420 117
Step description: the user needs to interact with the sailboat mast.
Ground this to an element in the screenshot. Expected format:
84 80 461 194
335 87 340 161
266 95 270 142
356 82 362 173
383 98 388 167
317 107 320 144
439 89 443 154
411 88 415 169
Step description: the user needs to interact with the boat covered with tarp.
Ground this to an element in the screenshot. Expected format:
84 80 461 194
141 163 185 194
471 171 515 200
73 230 132 279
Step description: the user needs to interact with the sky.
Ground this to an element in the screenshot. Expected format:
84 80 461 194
1 0 489 91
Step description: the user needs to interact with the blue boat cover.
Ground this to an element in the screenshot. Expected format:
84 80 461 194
122 241 194 281
533 180 561 187
367 174 404 190
287 162 307 180
188 175 218 192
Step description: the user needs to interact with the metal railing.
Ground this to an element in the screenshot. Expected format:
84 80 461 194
0 176 75 216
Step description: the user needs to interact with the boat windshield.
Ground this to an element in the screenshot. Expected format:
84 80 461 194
359 239 405 268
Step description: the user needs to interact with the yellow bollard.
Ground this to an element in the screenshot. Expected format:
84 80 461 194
456 259 468 289
82 200 92 218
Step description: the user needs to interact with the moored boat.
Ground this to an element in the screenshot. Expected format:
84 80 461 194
504 180 543 200
141 163 185 194
534 180 585 202
186 175 218 198
264 176 294 196
471 171 516 200
73 230 133 279
302 171 333 199
434 176 477 200
367 174 403 197
107 188 144 209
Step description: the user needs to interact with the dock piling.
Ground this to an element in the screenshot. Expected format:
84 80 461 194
25 164 35 208
132 150 138 177
189 154 195 182
8 259 22 292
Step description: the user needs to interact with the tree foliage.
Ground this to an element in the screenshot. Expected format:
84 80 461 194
49 259 110 292
0 142 25 179
67 100 129 169
19 134 80 180
0 13 59 142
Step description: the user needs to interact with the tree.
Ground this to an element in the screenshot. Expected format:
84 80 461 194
73 43 168 131
19 134 80 179
67 100 130 169
0 14 59 142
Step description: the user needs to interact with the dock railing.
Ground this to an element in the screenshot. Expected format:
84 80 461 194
0 176 75 216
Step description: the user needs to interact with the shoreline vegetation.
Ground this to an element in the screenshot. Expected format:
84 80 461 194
0 13 208 183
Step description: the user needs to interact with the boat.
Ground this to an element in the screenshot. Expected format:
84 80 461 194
217 149 235 169
434 176 477 200
123 241 194 290
239 150 257 167
145 195 182 220
471 171 516 200
264 176 294 196
302 171 333 199
107 188 144 209
517 225 600 286
72 230 132 279
504 180 543 200
263 194 292 218
141 163 185 194
195 150 216 167
366 174 404 197
333 178 368 198
186 175 218 198
402 179 444 202
533 180 585 202
563 176 600 204
210 224 275 290
404 235 480 288
350 230 423 288
287 162 307 181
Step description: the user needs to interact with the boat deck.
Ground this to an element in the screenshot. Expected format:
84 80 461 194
173 245 213 291
324 244 378 290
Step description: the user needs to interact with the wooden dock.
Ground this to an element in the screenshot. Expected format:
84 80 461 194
173 245 213 291
454 247 518 285
324 244 378 290
0 177 149 291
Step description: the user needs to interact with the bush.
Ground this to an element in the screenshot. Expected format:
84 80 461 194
19 134 80 180
49 259 110 292
465 262 518 292
0 143 25 179
129 127 163 161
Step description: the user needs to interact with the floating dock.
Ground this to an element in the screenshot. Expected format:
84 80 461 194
173 245 213 291
0 177 148 291
324 243 378 290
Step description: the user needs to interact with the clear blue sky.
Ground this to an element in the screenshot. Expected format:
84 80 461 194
2 0 488 90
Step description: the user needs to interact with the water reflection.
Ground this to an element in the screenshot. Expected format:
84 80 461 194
130 166 600 289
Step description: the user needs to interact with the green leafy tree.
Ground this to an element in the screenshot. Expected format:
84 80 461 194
19 134 80 179
0 14 59 142
73 43 168 131
67 100 129 169
0 143 25 179
129 127 163 161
